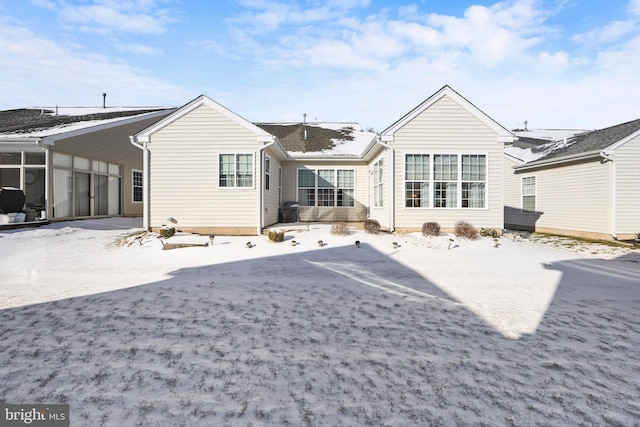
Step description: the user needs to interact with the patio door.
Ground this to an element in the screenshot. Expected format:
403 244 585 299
74 172 91 217
93 174 109 216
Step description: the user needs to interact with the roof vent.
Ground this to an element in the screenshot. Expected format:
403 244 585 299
102 92 107 108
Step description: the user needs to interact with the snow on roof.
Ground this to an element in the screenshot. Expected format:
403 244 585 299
505 128 591 163
256 122 377 157
0 107 174 139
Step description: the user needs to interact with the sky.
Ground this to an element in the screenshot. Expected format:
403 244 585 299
1 0 639 131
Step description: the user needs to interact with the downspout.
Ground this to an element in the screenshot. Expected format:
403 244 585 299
36 138 50 220
130 136 150 231
257 138 276 235
600 150 617 239
376 136 395 232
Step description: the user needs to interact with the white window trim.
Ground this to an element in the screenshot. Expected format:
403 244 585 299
521 175 537 213
264 155 271 191
296 167 356 208
373 158 384 208
402 152 489 210
217 152 256 190
132 169 143 203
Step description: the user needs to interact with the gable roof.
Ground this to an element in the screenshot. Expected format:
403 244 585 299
0 107 174 141
380 85 514 143
255 122 377 158
508 118 640 168
133 95 274 144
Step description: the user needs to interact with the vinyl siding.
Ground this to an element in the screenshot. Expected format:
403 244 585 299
614 134 640 236
263 147 283 227
52 115 167 216
512 159 611 236
503 156 538 230
391 95 504 231
147 104 259 230
281 160 369 223
368 151 390 229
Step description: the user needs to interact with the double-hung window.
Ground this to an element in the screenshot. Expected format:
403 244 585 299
433 154 458 208
373 159 384 208
461 155 486 208
405 153 487 209
264 156 271 190
219 153 253 188
297 169 355 207
132 170 143 203
405 154 429 207
522 176 536 212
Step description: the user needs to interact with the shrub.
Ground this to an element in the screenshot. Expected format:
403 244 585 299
455 221 478 240
364 219 381 234
480 228 500 238
422 222 441 236
158 226 175 238
331 223 351 236
267 229 285 242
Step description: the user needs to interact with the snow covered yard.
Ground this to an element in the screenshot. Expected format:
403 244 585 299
1 218 639 426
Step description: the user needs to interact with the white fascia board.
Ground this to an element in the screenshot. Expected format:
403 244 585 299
380 85 514 143
513 150 602 171
504 152 525 165
135 95 273 143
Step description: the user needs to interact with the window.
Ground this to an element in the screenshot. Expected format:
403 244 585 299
264 156 271 190
522 176 536 212
132 170 143 203
404 153 487 209
461 154 486 208
219 153 254 188
405 154 429 207
373 159 384 208
297 168 355 207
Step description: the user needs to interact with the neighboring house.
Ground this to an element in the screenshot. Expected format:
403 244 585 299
0 107 173 222
504 119 640 240
132 85 514 235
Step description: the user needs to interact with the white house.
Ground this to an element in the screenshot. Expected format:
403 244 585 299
132 85 514 235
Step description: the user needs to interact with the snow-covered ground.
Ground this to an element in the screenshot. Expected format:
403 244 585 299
1 218 639 426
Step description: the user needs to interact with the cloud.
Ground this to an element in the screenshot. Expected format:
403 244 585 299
0 22 189 108
51 0 178 34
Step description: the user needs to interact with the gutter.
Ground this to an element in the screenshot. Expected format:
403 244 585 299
130 135 151 230
600 149 617 239
375 136 395 232
513 149 603 172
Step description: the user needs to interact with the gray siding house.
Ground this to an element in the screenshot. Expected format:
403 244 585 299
133 85 514 235
0 107 173 223
504 119 640 240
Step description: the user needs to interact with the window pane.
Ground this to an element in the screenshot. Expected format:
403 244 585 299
74 157 90 170
433 155 457 180
405 154 429 180
318 188 335 206
318 169 335 187
219 154 234 187
462 182 485 208
0 153 21 165
338 189 354 207
523 195 536 212
298 188 315 206
0 168 20 188
405 182 429 208
462 155 485 181
434 182 457 208
53 153 72 168
109 164 121 175
25 152 45 165
298 169 315 187
337 170 354 188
